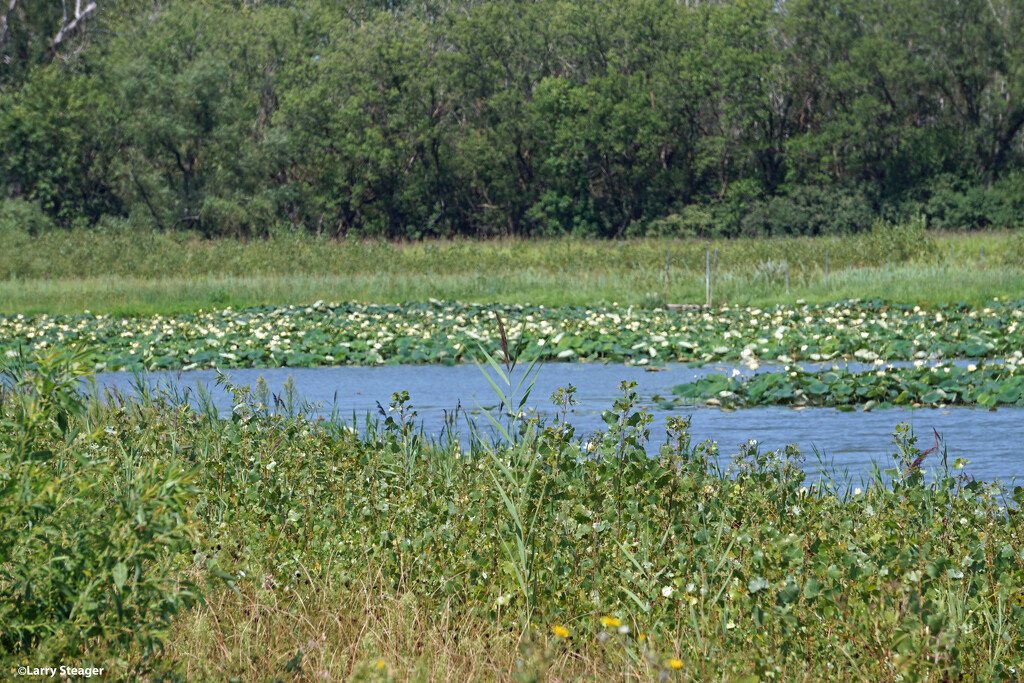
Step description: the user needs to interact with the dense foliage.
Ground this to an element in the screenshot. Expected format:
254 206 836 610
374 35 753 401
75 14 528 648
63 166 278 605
2 351 1023 679
671 356 1024 410
1 0 1023 238
1 298 1022 370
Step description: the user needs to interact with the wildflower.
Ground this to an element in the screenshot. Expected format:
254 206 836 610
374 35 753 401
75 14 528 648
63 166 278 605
662 585 675 598
600 616 622 628
552 625 569 638
376 660 385 670
668 659 683 670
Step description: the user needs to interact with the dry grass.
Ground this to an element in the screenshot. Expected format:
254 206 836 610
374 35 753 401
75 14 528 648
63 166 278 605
154 572 646 682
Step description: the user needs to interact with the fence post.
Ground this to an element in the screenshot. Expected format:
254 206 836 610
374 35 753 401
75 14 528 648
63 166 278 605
711 248 718 307
705 250 710 308
664 247 670 303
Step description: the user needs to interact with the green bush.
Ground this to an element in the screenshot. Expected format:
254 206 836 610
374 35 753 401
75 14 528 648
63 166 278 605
740 186 875 237
0 349 200 666
643 205 718 238
924 173 1024 231
860 214 938 264
0 198 55 236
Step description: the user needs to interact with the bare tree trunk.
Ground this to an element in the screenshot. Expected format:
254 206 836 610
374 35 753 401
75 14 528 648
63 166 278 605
50 0 96 51
0 0 20 55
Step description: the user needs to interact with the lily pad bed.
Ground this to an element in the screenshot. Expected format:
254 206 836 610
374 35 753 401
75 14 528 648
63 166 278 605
0 298 1021 371
670 357 1024 410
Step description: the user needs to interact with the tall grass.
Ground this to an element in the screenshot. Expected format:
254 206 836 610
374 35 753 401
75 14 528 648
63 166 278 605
1 224 1022 314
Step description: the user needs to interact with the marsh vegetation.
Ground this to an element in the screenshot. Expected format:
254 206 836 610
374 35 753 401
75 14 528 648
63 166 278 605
1 349 1022 680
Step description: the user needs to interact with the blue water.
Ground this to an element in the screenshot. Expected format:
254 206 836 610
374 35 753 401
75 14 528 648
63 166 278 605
90 362 1024 485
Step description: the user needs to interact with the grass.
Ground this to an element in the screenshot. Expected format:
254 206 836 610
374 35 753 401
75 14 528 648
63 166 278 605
3 348 1023 681
1 225 1022 314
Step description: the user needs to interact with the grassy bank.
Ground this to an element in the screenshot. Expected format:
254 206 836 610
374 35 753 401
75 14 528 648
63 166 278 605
2 349 1022 680
1 225 1022 315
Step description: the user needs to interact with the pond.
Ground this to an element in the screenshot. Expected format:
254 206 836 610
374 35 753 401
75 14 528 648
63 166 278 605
92 361 1024 485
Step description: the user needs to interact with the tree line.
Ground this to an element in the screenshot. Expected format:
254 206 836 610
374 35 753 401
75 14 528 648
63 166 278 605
1 0 1023 239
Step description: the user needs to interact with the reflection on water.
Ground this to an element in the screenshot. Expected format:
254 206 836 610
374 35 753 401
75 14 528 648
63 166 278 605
91 362 1024 485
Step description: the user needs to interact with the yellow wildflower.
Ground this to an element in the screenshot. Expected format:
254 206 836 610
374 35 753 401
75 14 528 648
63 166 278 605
376 660 385 670
669 659 683 670
600 616 622 628
552 625 569 638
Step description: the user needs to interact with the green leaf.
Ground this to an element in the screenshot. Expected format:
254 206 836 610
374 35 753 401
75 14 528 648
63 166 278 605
113 562 128 591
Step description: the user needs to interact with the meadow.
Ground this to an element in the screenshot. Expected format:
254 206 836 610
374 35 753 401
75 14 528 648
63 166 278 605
1 224 1023 315
1 348 1022 681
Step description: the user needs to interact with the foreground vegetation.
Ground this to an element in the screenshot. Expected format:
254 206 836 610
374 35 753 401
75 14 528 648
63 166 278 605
2 0 1023 239
1 225 1023 314
2 349 1023 680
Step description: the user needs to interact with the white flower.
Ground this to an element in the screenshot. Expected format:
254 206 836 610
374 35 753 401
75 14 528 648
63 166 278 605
662 585 675 598
854 488 862 495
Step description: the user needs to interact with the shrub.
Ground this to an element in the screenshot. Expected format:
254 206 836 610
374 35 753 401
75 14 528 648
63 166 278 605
924 172 1024 231
859 214 938 264
644 205 718 238
0 349 201 667
0 198 55 236
740 185 875 237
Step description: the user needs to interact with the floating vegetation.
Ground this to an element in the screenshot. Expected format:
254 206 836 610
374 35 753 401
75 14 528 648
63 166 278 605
0 298 1021 371
671 356 1024 410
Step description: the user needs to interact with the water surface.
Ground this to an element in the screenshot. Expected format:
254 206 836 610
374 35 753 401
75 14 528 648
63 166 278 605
92 362 1024 485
